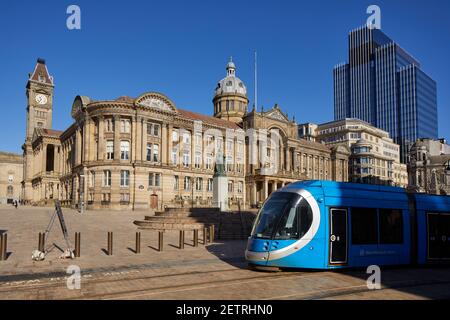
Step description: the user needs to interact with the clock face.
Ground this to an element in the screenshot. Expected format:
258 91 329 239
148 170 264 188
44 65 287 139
35 94 48 105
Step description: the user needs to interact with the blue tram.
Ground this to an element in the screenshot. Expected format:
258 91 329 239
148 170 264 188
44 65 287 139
245 181 450 269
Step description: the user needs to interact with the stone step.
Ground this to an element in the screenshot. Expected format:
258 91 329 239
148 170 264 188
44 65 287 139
133 220 205 231
154 212 217 218
144 216 214 224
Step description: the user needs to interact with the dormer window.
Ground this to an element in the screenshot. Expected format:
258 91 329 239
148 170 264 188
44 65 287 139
226 81 232 86
38 74 45 83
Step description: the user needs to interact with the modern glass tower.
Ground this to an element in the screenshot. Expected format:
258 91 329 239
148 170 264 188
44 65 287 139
334 26 438 163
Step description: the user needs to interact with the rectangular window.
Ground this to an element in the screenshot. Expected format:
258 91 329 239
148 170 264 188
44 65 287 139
89 171 95 188
379 209 403 244
120 141 130 160
195 152 201 169
351 208 378 245
103 170 111 187
238 181 243 193
184 177 190 190
147 143 152 161
148 173 154 186
195 177 203 191
155 173 161 187
174 175 179 190
153 144 159 162
120 119 130 133
105 118 114 132
172 130 179 142
207 178 213 192
147 123 153 135
183 150 190 167
120 193 130 203
172 148 178 165
102 193 111 203
120 170 130 187
153 124 160 136
206 154 213 170
106 140 114 160
228 181 233 193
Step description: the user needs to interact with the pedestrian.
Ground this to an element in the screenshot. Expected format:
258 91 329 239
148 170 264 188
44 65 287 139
14 200 18 209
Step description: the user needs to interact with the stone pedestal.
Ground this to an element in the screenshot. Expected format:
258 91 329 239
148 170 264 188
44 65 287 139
213 154 228 212
213 175 228 212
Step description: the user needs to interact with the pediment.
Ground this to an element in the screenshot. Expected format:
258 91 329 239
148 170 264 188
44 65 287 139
71 96 90 118
264 105 290 122
135 92 177 113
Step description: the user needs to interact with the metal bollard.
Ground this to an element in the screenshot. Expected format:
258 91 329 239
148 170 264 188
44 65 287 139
158 231 164 252
0 234 6 261
203 227 208 245
179 230 185 249
38 233 45 252
107 232 113 256
194 229 199 247
135 232 141 254
0 235 3 261
74 232 81 258
209 225 215 243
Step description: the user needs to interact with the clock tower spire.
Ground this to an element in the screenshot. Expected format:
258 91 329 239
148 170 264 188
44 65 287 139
22 58 55 203
25 58 54 140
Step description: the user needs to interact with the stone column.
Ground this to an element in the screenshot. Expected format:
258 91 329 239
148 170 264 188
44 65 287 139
285 147 290 172
76 127 82 165
141 119 147 161
264 180 269 201
113 115 120 161
252 183 257 206
161 123 168 165
135 117 142 162
97 116 104 161
168 124 173 165
131 117 137 162
42 144 47 173
83 120 89 163
54 145 60 174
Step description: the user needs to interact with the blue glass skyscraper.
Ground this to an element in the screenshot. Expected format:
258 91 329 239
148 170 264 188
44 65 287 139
334 26 438 163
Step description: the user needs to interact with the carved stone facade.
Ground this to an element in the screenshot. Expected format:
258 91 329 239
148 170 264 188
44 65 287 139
408 138 450 195
299 118 408 188
0 152 23 204
21 59 349 210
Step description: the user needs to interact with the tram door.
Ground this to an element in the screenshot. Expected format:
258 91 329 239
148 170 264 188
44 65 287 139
427 213 450 260
329 209 348 265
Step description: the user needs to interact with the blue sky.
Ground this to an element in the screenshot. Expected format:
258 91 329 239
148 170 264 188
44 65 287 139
0 0 449 153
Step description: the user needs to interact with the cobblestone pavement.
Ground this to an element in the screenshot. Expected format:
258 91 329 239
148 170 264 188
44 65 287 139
1 205 450 300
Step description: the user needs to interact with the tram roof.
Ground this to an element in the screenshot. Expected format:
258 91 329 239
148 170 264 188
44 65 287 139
287 180 406 194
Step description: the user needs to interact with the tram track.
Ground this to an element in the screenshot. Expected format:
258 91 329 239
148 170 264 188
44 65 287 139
2 264 450 300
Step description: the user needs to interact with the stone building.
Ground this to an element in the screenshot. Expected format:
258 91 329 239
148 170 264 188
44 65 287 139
21 58 349 210
0 152 23 204
408 138 450 195
298 118 408 187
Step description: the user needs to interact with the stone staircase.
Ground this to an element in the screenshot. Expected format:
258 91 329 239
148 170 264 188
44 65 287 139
133 207 220 231
133 207 257 240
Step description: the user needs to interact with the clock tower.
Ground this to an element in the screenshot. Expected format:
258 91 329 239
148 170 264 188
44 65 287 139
25 58 54 140
22 58 54 203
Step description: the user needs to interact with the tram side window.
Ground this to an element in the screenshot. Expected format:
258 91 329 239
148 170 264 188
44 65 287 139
379 209 403 244
351 208 378 245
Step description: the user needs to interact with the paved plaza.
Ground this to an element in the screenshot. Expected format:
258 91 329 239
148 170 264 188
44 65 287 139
1 205 450 300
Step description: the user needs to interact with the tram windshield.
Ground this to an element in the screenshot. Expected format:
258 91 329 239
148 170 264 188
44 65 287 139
251 192 313 240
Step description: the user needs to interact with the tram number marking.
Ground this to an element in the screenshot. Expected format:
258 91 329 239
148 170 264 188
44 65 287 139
330 235 336 242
